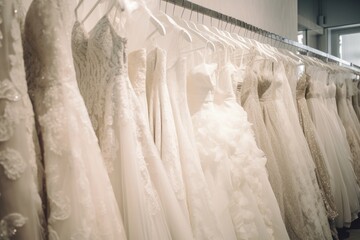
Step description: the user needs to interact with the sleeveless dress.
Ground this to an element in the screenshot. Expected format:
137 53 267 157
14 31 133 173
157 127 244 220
0 1 44 239
259 61 332 240
167 57 223 240
306 68 360 228
215 63 290 240
346 78 360 131
188 62 278 240
239 64 284 218
72 16 193 240
146 48 189 218
296 73 338 220
23 1 127 239
336 76 360 181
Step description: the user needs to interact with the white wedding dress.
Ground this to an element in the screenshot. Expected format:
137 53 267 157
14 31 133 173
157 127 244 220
167 56 224 240
146 48 189 218
23 1 127 239
72 16 193 240
215 63 290 240
0 1 44 239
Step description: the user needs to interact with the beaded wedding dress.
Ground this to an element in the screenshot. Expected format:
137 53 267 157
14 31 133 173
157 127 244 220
23 1 127 239
295 73 338 220
0 1 44 239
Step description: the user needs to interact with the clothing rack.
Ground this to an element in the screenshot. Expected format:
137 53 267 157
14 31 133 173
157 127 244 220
162 0 360 74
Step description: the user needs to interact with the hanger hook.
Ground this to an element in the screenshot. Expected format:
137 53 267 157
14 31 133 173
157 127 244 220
181 0 186 18
165 0 168 14
189 3 193 20
172 0 176 15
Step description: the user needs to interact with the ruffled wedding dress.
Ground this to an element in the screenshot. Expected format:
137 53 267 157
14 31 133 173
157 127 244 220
0 1 44 239
296 73 338 220
258 60 331 240
23 1 127 239
72 15 193 240
167 56 224 240
306 67 360 228
215 63 289 240
188 61 285 240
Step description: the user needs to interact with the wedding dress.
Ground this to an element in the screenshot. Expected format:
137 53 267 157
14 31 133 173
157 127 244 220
336 76 360 181
23 1 127 239
167 56 224 240
346 78 360 128
352 80 360 121
296 73 338 220
146 48 189 218
258 60 332 240
0 1 44 239
239 64 284 217
306 67 360 228
215 63 290 240
188 61 282 240
72 15 193 240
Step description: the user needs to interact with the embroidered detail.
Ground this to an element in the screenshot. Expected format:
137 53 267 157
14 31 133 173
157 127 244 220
0 148 26 180
0 213 27 240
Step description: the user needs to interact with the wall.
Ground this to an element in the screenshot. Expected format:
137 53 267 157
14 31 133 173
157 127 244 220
322 0 360 27
187 0 298 40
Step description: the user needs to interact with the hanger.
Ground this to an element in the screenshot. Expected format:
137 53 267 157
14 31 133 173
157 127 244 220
81 0 125 25
75 0 84 21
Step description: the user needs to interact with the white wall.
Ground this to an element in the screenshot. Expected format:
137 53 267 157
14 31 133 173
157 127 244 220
188 0 298 40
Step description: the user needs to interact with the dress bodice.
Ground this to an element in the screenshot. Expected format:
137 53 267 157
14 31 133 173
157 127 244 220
72 21 88 83
336 80 347 101
187 63 217 114
258 61 284 102
215 63 237 104
296 73 309 100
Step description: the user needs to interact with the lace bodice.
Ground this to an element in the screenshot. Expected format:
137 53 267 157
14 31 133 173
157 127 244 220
129 49 146 96
187 63 217 114
336 80 347 100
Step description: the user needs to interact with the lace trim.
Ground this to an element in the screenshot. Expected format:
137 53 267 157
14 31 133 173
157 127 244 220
0 148 26 180
0 213 27 240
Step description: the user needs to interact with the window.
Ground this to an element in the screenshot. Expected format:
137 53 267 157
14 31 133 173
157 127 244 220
339 32 360 66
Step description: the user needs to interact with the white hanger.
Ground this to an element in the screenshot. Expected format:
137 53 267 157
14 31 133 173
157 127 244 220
81 0 124 25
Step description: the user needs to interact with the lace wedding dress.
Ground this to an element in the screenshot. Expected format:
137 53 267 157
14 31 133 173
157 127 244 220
352 81 360 121
0 1 44 239
296 73 338 220
258 60 331 240
23 1 127 239
72 16 193 240
306 67 360 228
167 56 223 240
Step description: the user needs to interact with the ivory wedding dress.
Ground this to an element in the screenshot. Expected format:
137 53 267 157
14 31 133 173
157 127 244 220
336 76 360 181
296 73 338 220
239 63 284 217
24 1 127 239
306 67 360 228
0 1 44 239
258 60 331 240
